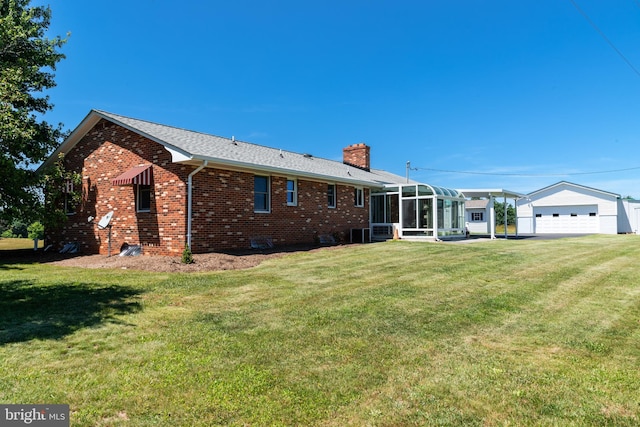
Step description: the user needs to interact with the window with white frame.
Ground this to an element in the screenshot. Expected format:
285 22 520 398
354 187 364 207
254 175 270 212
286 178 297 206
136 184 151 212
63 180 75 215
471 212 483 221
327 184 336 208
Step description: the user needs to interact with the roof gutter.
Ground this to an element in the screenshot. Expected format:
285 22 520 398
173 156 380 187
187 160 208 249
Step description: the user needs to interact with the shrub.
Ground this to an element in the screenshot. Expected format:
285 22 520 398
1 229 16 238
9 220 28 238
181 244 194 264
27 222 45 241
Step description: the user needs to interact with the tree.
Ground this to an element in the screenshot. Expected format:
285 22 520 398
27 220 43 241
0 0 67 224
41 152 81 232
493 200 516 225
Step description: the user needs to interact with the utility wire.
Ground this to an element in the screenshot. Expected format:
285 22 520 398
413 165 640 177
569 0 640 78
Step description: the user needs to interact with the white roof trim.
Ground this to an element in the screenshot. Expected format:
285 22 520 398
458 189 526 199
526 181 620 198
39 109 406 188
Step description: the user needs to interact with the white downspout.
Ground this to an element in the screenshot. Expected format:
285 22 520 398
187 160 208 249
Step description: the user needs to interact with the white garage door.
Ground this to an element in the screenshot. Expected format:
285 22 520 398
534 205 599 234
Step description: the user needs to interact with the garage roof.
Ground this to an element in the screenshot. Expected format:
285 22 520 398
526 181 619 198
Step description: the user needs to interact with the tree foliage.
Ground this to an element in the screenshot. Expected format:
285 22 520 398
0 0 67 223
493 200 516 225
41 153 81 232
181 244 194 264
0 218 27 237
27 220 43 240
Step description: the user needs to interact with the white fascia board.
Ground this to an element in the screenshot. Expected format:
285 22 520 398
527 181 619 199
458 189 526 199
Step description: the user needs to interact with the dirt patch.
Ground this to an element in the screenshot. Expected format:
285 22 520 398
2 244 342 273
47 251 284 272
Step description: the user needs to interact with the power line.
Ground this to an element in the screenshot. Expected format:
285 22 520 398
413 165 640 177
569 0 640 78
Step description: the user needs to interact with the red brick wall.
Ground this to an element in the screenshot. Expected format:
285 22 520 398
190 171 369 252
342 143 371 171
49 119 370 256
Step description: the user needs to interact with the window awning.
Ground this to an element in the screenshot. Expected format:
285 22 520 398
112 165 153 186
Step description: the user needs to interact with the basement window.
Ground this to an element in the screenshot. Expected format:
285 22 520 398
589 212 597 217
553 213 559 217
535 214 542 218
571 213 578 217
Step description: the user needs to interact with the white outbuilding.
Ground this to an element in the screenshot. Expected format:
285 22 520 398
516 181 620 234
618 198 640 235
458 189 525 238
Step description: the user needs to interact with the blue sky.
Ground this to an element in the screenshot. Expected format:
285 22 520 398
41 0 640 197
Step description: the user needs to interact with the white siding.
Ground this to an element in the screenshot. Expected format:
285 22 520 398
517 215 534 234
618 199 640 234
465 209 489 233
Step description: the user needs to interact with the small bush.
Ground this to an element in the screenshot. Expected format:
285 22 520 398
1 229 16 238
182 244 194 264
27 221 45 241
2 220 28 238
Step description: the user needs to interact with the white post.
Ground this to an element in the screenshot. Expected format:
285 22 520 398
490 196 496 239
433 196 439 240
504 193 508 239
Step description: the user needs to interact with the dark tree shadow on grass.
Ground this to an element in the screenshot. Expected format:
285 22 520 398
0 249 84 271
0 280 142 344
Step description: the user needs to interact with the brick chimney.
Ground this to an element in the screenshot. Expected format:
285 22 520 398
342 143 371 171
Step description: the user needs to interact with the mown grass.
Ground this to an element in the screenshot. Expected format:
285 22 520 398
0 237 43 250
1 235 639 426
494 223 516 234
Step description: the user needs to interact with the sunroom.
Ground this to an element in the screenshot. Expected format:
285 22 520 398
371 183 466 241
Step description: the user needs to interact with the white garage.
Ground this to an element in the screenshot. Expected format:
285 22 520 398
517 181 619 235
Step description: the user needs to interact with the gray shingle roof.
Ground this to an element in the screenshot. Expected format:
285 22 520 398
465 199 489 209
56 110 407 187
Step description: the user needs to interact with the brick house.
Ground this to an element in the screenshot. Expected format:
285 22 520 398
41 110 409 256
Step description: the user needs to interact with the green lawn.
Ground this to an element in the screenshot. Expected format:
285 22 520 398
0 237 43 250
1 235 639 426
494 223 517 234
